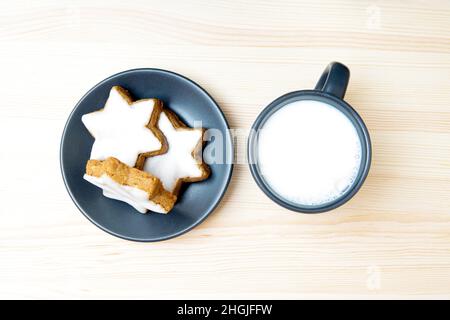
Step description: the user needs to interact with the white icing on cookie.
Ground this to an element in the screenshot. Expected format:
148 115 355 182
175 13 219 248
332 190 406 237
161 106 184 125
83 174 167 214
81 86 162 167
143 111 203 193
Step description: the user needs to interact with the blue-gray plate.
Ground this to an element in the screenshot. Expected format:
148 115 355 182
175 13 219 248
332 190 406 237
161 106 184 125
60 69 233 242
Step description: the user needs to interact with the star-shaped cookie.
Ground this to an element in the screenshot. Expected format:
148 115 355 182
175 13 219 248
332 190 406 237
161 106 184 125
84 157 176 214
143 109 210 195
82 86 165 167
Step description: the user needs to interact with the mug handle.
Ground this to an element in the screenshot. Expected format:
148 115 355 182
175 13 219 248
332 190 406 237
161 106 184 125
314 62 350 99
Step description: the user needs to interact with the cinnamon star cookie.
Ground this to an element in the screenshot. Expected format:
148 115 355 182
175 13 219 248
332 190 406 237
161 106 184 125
143 109 210 195
81 86 166 168
84 157 176 214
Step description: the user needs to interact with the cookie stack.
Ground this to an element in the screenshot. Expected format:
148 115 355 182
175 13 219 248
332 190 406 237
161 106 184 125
81 86 210 214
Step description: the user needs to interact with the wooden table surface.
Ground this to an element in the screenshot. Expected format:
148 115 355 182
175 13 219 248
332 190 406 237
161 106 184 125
1 0 450 299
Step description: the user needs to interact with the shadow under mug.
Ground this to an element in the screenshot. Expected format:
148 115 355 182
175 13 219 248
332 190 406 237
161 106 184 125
248 62 372 213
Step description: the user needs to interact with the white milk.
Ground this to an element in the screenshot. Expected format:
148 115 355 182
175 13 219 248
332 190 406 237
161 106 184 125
257 100 362 206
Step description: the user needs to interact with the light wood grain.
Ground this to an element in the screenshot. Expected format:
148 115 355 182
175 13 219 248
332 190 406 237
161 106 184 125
1 0 450 299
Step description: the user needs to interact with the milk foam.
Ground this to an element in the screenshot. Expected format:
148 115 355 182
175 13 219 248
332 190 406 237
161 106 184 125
257 100 362 206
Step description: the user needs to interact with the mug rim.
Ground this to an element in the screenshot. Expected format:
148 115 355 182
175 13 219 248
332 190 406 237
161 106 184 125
248 89 372 213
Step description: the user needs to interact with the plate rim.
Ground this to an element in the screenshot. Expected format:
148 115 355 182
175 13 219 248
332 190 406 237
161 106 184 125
60 68 234 242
